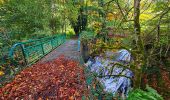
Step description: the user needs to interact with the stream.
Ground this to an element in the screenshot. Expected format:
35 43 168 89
85 49 133 98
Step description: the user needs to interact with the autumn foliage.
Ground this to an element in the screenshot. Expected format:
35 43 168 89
0 56 86 100
143 68 170 99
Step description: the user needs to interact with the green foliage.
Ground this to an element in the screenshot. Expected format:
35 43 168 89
79 31 96 41
159 35 169 45
64 1 79 23
66 31 75 39
0 0 79 39
0 0 51 34
127 85 164 100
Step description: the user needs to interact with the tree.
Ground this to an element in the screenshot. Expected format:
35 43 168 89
0 0 52 38
133 0 146 89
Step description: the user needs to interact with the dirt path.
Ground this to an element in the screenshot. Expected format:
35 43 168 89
38 39 81 63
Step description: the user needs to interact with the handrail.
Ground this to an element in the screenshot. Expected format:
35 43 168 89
9 42 27 65
9 33 66 65
9 43 24 59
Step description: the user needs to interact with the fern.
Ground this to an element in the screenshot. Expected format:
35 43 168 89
127 85 164 100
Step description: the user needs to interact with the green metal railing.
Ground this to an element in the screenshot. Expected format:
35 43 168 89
9 34 66 65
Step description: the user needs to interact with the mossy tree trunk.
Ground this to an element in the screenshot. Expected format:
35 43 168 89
133 0 147 89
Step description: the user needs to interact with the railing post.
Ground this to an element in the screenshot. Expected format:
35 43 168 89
9 43 28 66
22 47 28 66
51 37 53 49
64 33 66 42
56 37 59 47
40 41 45 55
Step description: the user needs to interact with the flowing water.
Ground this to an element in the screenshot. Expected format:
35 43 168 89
85 49 133 97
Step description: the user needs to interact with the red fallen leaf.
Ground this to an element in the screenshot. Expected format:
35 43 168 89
74 91 80 96
0 56 86 99
69 96 74 100
38 97 43 100
144 68 170 99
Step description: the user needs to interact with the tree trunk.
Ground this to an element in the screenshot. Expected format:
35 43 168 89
80 41 89 62
157 25 160 43
99 0 106 30
134 0 146 89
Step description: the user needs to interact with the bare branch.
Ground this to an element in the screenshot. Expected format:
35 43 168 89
115 0 126 21
140 0 153 14
165 44 170 57
104 0 115 6
98 74 132 80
